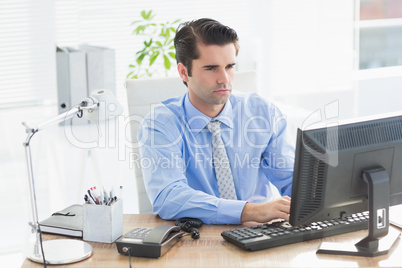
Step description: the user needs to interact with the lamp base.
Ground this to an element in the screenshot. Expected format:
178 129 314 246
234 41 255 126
28 239 92 264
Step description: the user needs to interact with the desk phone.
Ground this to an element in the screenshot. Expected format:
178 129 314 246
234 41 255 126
115 225 184 258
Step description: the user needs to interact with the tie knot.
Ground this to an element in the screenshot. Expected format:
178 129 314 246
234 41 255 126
207 120 221 134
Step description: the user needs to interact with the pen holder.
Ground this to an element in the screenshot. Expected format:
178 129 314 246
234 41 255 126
83 199 123 243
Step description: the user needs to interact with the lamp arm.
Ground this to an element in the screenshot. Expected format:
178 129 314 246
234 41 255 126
22 99 98 137
22 99 98 233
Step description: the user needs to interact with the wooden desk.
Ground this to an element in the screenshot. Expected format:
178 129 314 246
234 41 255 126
22 214 402 268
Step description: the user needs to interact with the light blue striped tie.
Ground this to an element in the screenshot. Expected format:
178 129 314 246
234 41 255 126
207 120 237 200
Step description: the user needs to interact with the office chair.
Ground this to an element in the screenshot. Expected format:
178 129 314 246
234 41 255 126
126 70 258 214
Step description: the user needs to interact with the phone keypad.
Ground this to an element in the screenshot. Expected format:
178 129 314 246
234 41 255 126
124 227 152 239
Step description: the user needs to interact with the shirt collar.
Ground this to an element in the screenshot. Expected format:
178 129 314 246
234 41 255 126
184 93 234 134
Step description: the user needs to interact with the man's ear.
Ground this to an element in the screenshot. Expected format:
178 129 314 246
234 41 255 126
177 62 189 83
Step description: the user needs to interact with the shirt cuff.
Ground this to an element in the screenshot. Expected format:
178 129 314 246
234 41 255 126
216 199 247 224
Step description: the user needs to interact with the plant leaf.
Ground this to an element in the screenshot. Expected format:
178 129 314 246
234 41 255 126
163 54 171 69
155 41 163 47
141 10 147 19
149 52 160 66
136 48 146 55
168 52 176 59
144 39 153 47
136 53 146 65
146 10 153 20
159 28 166 37
130 20 142 26
134 25 146 35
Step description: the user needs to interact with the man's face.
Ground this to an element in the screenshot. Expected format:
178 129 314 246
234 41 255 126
180 42 236 118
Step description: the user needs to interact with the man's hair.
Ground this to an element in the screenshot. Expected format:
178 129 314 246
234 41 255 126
174 18 239 86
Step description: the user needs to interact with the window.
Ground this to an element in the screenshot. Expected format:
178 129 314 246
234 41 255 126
358 0 402 69
0 1 56 108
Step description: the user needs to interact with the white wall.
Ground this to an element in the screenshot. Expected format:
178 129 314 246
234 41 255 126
250 0 355 96
355 66 402 117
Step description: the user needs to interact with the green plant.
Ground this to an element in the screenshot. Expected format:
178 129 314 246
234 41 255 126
127 10 181 79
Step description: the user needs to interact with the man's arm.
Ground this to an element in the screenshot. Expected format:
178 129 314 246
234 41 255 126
238 100 294 225
138 116 246 224
261 103 295 197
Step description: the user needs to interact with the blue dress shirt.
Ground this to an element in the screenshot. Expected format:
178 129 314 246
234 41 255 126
138 91 295 224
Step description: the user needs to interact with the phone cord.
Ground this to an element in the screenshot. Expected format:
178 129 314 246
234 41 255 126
175 217 203 239
128 247 132 268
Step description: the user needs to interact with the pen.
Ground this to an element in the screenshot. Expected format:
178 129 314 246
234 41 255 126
103 187 109 204
87 190 97 204
85 194 95 204
91 186 101 204
110 187 115 201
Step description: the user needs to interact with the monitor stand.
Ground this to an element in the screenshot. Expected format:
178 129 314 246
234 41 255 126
317 167 401 257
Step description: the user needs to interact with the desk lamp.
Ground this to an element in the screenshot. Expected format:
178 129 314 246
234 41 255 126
22 89 123 265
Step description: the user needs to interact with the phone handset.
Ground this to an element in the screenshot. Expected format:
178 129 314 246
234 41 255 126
143 225 181 244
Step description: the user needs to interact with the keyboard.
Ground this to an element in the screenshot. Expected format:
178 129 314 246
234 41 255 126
221 212 369 251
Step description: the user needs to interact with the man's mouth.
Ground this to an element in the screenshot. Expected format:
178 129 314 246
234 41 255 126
214 88 231 94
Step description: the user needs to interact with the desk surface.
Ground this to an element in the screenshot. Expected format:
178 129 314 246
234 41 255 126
22 214 402 268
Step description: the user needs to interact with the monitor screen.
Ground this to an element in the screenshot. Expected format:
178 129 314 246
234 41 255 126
289 114 402 226
288 113 402 256
289 113 402 255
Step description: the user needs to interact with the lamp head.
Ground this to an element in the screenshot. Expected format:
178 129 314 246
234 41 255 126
84 89 123 121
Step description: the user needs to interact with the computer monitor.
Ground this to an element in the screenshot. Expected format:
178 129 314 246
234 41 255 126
289 113 402 256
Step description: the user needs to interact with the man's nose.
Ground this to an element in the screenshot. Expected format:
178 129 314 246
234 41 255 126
217 69 230 85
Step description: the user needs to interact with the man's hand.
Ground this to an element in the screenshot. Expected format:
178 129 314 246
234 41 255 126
240 196 291 224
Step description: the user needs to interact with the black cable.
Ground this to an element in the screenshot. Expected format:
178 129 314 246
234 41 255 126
127 247 132 268
77 108 83 118
175 218 203 239
37 226 47 268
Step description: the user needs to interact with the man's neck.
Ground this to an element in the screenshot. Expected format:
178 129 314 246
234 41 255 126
188 96 225 118
202 105 225 118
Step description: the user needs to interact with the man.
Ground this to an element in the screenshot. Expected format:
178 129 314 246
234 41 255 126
138 18 294 225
